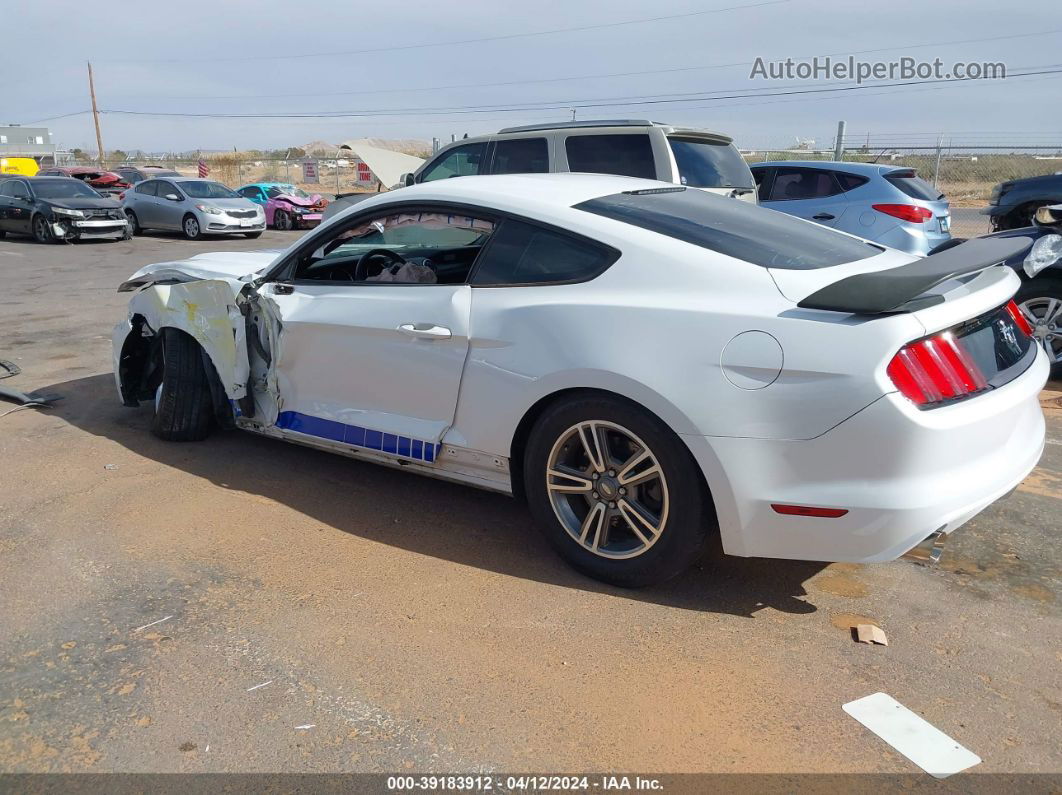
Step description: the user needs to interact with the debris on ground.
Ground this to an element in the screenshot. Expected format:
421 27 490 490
855 624 889 646
294 724 316 731
133 616 173 633
246 680 273 692
843 692 981 778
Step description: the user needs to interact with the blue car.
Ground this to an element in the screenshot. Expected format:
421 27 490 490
750 161 952 256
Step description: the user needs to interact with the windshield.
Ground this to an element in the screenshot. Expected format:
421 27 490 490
33 180 102 199
143 169 180 178
266 184 311 199
576 187 879 270
179 180 239 199
668 137 755 189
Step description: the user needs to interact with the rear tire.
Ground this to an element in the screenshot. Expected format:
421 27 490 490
524 394 713 587
125 210 141 236
1016 277 1062 377
151 329 214 442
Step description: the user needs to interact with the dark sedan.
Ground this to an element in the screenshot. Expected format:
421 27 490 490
0 176 129 243
982 173 1062 231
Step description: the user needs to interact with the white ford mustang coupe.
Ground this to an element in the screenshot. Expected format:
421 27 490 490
113 173 1048 586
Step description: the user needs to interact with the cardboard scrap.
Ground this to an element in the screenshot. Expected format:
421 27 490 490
855 624 888 645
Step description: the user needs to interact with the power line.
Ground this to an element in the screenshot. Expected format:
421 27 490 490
103 0 793 64
105 28 1062 101
87 66 1062 120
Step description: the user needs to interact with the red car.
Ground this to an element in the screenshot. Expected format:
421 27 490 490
36 166 131 196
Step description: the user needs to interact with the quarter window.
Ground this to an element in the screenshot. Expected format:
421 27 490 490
836 172 869 192
768 168 841 201
419 142 486 182
491 138 549 174
565 134 655 180
472 218 618 286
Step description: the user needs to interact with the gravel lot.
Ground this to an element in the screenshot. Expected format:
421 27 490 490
0 230 1059 776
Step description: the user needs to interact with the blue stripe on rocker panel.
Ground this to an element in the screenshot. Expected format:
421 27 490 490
276 411 436 463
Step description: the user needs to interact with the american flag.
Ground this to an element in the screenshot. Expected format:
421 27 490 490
197 158 209 178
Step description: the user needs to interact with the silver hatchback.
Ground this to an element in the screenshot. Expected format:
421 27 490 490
750 161 951 255
122 177 265 240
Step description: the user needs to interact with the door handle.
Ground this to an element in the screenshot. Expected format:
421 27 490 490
398 323 452 340
812 212 835 220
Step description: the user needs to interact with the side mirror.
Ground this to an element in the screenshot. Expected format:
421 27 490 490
164 193 181 202
402 173 415 187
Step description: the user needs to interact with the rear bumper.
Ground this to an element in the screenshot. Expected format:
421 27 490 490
685 348 1049 562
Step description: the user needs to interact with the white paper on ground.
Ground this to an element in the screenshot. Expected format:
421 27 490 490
843 692 981 778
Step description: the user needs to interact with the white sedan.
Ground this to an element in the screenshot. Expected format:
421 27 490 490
113 174 1048 586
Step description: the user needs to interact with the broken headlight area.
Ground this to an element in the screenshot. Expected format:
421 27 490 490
51 207 87 220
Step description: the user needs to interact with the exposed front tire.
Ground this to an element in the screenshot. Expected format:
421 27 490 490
151 329 215 442
182 213 203 240
32 214 56 244
273 209 292 231
1017 277 1062 377
523 394 713 587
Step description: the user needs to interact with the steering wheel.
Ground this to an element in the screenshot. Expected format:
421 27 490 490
354 248 407 282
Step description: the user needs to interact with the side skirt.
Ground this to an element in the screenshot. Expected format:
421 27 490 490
237 420 513 495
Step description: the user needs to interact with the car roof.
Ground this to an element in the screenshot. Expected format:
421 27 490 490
26 175 83 181
366 172 669 214
752 160 911 176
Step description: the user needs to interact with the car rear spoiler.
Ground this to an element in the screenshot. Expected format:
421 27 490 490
796 237 1032 314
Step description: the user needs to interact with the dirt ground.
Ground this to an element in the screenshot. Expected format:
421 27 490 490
0 230 1059 777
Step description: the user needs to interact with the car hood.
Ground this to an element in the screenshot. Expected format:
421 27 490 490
273 193 322 207
118 249 283 292
48 197 122 210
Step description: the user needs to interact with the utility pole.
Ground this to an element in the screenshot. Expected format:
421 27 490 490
87 61 105 167
833 120 846 161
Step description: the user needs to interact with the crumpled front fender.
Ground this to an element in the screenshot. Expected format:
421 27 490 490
117 279 250 400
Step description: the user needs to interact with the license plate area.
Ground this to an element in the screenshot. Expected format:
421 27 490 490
938 216 950 233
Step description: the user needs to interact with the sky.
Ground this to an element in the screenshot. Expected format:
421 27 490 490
2 0 1059 154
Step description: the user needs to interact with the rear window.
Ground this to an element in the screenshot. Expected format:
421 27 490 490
668 137 753 189
575 188 880 270
565 134 655 180
885 171 943 201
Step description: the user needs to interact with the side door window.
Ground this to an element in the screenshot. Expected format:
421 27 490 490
490 138 549 175
564 134 655 180
238 186 264 202
132 179 159 225
418 143 487 183
765 167 848 226
472 218 618 286
262 205 498 455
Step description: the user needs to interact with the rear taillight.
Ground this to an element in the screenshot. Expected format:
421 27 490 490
887 332 989 406
118 191 126 200
873 203 934 223
1004 299 1034 337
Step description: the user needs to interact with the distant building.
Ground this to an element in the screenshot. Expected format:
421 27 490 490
0 124 56 163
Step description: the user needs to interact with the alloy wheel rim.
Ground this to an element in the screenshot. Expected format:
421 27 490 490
185 218 199 237
34 217 48 241
276 211 290 230
1019 297 1062 364
546 420 669 560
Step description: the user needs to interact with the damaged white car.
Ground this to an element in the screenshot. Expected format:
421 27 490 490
113 173 1048 586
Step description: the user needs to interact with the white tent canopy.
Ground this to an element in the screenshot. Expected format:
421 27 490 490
338 140 425 188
